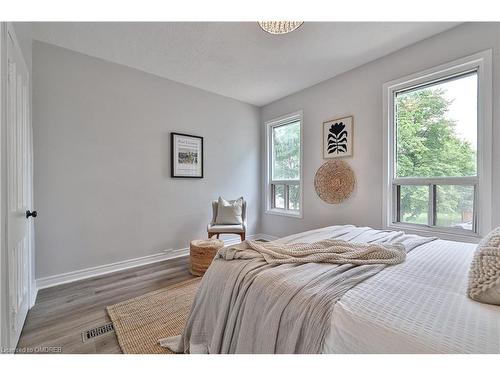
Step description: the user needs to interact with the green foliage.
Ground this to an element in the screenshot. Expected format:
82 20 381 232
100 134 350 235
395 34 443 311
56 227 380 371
273 121 301 210
396 88 476 178
435 185 474 226
273 121 300 180
396 89 476 222
399 185 428 223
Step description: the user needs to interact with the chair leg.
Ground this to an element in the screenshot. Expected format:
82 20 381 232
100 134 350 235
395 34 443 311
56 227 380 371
210 232 244 241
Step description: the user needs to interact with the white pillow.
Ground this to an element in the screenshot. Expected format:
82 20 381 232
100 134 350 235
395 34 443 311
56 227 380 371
467 226 500 305
215 197 243 225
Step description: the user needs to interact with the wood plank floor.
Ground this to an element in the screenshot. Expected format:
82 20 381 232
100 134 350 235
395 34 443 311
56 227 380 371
17 256 194 354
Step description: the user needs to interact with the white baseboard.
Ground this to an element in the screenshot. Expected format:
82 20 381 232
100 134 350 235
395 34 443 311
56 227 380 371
35 233 275 291
36 248 189 291
30 285 38 308
257 233 279 241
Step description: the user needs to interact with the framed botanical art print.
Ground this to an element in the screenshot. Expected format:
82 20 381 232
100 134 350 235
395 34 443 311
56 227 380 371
171 132 204 178
323 116 353 158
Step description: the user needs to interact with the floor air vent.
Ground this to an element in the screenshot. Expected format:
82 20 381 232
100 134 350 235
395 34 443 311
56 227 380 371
82 322 115 342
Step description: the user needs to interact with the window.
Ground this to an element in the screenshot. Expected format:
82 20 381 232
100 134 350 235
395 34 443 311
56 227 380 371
383 51 492 240
265 111 302 217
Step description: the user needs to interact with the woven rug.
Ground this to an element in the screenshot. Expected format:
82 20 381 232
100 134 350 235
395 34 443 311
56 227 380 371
106 277 201 354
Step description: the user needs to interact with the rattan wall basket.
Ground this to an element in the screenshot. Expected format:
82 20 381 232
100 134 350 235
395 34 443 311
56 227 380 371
189 239 224 276
314 160 356 204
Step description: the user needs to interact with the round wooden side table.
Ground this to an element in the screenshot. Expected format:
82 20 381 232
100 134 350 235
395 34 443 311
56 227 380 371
189 239 224 276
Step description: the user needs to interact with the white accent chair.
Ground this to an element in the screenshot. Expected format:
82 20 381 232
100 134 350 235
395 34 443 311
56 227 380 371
207 199 247 241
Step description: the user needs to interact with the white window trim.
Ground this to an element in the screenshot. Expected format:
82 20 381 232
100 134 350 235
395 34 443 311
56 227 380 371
264 110 303 219
382 50 492 243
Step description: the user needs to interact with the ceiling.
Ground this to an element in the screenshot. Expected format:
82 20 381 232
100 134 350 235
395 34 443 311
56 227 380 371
32 22 460 106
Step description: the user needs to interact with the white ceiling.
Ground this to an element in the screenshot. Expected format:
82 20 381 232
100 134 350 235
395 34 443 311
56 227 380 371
32 22 460 106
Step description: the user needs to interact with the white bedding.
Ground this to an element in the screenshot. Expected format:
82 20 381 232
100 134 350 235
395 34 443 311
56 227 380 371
277 225 500 354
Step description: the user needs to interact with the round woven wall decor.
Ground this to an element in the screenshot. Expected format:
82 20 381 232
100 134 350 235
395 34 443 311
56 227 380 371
314 160 356 204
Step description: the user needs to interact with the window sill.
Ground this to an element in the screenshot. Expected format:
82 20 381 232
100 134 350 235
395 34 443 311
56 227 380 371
386 223 481 244
265 208 303 219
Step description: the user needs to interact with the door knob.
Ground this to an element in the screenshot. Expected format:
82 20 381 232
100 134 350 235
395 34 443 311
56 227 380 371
26 210 37 218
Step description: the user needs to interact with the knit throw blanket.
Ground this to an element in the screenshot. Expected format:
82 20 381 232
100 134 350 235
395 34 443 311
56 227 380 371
160 226 435 354
219 239 406 265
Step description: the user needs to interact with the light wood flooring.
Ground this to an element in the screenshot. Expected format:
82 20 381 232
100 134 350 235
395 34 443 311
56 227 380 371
17 256 194 354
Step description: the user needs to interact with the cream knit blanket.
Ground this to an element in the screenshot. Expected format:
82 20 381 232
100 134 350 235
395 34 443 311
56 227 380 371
218 239 406 265
160 227 435 353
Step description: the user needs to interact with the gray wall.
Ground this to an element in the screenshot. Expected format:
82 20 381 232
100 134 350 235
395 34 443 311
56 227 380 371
29 23 500 278
261 23 500 238
33 41 261 279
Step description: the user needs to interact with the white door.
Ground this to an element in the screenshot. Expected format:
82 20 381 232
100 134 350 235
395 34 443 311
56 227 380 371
6 24 34 348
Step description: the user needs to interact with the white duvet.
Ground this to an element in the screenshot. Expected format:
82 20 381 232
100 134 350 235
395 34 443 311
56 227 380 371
277 225 500 354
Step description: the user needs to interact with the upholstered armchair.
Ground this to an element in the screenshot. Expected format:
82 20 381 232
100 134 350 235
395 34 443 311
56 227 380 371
207 199 247 241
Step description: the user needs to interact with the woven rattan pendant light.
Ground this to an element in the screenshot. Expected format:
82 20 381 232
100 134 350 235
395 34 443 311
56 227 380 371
258 21 304 35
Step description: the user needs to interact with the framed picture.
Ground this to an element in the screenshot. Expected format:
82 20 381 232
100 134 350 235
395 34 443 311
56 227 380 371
323 116 353 158
171 132 204 178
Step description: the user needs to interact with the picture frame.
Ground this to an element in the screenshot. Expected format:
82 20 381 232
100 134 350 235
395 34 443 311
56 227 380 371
170 132 204 178
323 116 353 158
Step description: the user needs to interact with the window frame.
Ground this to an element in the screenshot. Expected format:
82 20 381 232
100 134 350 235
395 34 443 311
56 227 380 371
265 110 303 218
382 51 492 242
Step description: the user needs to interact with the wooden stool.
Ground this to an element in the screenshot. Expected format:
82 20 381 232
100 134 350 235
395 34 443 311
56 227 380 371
189 239 224 276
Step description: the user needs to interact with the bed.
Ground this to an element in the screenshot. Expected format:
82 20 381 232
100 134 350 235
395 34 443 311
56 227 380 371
163 225 500 354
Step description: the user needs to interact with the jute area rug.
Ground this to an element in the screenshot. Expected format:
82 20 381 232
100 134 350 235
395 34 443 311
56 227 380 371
106 277 201 354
